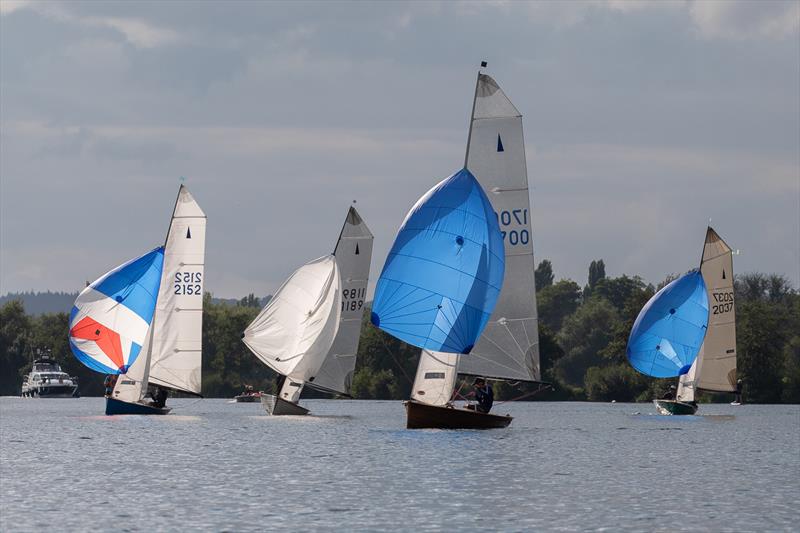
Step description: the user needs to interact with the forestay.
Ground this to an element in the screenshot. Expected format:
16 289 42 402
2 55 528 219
243 255 342 383
148 186 207 396
458 73 541 382
69 248 164 375
371 168 505 354
678 227 737 398
312 207 374 395
627 271 709 378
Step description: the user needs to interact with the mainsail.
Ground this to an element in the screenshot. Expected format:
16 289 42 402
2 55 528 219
243 255 342 384
311 207 374 395
678 227 737 400
69 248 164 375
627 271 709 378
458 73 541 382
147 186 207 396
370 168 505 354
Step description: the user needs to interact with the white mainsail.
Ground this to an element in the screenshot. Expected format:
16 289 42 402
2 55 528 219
457 72 541 382
243 255 342 384
147 186 207 395
311 207 374 395
112 185 207 400
678 227 737 401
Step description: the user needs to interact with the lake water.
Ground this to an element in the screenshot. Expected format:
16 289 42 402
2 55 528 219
1 398 798 531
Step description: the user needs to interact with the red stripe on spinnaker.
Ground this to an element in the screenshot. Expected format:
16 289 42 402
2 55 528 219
69 316 125 370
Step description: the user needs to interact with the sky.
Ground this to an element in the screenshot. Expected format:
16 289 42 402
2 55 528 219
1 0 798 299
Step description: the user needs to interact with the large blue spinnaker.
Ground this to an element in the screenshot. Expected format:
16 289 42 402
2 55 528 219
626 271 709 378
370 168 505 354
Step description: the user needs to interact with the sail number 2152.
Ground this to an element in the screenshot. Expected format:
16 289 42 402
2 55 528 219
174 272 202 295
496 209 530 246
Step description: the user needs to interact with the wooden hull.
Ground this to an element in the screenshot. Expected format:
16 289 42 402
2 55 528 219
261 394 310 416
106 397 171 416
404 400 512 429
653 399 698 416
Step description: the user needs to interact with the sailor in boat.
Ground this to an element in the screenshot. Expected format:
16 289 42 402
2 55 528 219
734 379 743 404
149 386 168 409
661 385 677 400
103 375 117 397
465 378 494 414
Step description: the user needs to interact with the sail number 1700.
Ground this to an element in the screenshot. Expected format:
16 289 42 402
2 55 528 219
496 209 529 246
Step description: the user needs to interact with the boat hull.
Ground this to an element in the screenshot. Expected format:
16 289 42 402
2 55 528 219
261 394 310 416
234 394 261 403
653 399 698 416
22 384 78 398
105 397 171 416
404 400 512 429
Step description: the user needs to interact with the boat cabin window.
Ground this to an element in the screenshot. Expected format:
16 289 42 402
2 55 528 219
424 372 445 379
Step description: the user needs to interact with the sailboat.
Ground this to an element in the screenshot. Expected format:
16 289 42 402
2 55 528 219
372 65 539 430
69 185 207 415
243 206 373 415
627 227 737 416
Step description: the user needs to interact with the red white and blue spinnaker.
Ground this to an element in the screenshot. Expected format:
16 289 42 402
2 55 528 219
69 248 164 375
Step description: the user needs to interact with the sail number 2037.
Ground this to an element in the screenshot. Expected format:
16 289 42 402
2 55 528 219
711 291 734 315
496 209 529 246
174 272 202 295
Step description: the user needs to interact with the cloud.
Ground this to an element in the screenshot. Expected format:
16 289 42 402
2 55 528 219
0 0 183 48
689 0 800 39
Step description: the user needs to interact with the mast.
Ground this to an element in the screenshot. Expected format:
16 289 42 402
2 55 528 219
463 61 486 168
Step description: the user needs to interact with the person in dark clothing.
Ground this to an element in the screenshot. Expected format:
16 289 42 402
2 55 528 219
662 385 677 400
103 375 117 397
150 386 168 408
473 378 494 414
734 379 743 404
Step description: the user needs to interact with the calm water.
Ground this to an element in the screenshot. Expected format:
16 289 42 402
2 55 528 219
1 398 798 532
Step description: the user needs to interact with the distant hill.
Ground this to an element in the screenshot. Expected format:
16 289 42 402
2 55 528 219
0 291 271 315
0 291 77 315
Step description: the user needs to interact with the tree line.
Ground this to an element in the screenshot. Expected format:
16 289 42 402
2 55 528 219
1 261 798 403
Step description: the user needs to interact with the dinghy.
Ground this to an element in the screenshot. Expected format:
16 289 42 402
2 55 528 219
69 185 207 415
243 207 373 415
627 227 737 415
373 66 542 430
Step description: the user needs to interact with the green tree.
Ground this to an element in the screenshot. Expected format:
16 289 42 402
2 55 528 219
584 364 649 402
0 301 31 395
538 280 582 332
781 336 800 403
555 297 620 387
535 260 554 292
592 275 647 313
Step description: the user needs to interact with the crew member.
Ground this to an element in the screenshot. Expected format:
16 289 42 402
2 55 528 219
473 378 494 414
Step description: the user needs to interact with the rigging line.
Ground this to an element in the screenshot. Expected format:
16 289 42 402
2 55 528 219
378 334 414 385
494 382 553 405
168 396 204 411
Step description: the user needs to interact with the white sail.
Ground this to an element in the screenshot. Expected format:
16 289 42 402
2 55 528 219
693 227 737 392
676 358 697 402
147 185 207 395
311 207 374 395
111 325 153 403
457 73 540 382
411 350 459 406
243 255 342 383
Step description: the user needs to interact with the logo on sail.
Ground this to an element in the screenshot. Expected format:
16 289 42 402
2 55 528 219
70 316 129 372
497 135 504 152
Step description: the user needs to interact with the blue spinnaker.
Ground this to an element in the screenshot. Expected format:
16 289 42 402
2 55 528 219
370 168 505 354
626 271 709 378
